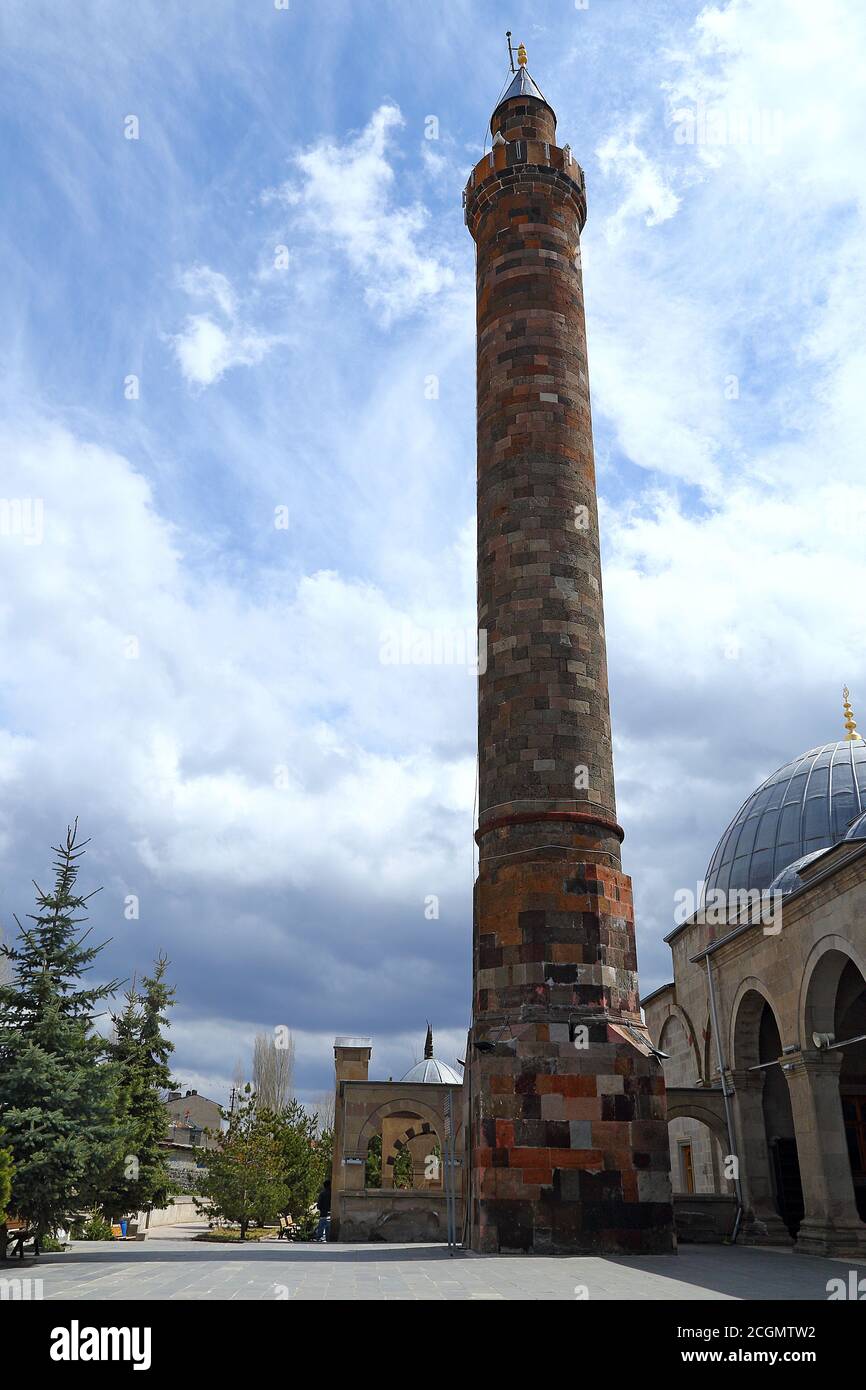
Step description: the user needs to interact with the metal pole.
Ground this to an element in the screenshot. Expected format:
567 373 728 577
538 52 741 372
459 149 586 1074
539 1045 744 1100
444 1090 455 1253
705 954 744 1241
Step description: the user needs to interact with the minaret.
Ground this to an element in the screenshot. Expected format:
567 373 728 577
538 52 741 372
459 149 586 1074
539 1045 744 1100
464 46 675 1254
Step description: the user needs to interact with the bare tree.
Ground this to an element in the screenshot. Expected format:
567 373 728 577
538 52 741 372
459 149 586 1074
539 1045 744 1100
252 1031 295 1113
313 1090 335 1135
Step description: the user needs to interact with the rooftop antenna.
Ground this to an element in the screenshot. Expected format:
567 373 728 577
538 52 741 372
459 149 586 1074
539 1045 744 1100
506 30 516 73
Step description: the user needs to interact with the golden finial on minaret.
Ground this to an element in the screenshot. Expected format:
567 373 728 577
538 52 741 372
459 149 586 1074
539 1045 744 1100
843 685 860 741
517 42 528 66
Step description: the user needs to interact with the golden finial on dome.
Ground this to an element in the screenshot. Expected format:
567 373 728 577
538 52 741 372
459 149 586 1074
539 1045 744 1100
517 42 528 66
843 685 860 741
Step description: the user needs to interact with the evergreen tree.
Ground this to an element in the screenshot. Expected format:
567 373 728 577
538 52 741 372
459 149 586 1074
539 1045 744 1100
364 1132 413 1189
365 1133 382 1188
0 1133 13 1226
194 1086 287 1240
95 957 177 1220
0 823 120 1253
268 1099 329 1226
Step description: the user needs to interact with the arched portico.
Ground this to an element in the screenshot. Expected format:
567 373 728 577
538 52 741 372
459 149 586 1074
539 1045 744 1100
789 939 866 1256
659 1004 727 1203
729 981 796 1245
665 1088 728 1147
799 935 866 1043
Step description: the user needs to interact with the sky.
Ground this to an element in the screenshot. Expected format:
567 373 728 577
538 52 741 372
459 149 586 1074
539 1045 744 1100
1 0 866 1108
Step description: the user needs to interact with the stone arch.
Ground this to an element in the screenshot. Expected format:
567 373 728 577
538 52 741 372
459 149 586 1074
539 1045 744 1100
387 1122 443 1189
799 935 866 1045
731 977 786 1071
665 1090 728 1150
657 1002 703 1084
352 1096 446 1159
730 977 802 1237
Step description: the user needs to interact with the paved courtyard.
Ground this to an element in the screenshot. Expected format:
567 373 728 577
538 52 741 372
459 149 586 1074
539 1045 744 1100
18 1224 865 1300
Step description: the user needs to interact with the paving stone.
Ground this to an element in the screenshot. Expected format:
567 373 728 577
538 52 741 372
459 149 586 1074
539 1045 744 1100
26 1235 865 1301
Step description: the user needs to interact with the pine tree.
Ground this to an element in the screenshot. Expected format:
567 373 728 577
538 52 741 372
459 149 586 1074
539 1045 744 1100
0 1133 13 1225
136 956 177 1211
194 1086 288 1239
269 1099 328 1226
0 823 120 1252
95 956 177 1221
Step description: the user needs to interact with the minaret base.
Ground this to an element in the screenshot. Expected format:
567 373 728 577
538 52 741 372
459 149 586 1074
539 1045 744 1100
469 858 676 1255
468 1026 676 1255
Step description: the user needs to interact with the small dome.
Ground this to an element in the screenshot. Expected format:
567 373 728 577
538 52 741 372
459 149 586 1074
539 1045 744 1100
400 1024 462 1084
767 850 827 896
400 1057 463 1085
844 810 866 842
704 740 866 900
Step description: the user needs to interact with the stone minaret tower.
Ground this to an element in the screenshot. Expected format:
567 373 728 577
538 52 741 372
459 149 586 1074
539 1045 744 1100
464 50 674 1254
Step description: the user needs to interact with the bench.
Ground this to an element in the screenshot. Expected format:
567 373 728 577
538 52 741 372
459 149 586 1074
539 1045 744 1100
4 1225 38 1260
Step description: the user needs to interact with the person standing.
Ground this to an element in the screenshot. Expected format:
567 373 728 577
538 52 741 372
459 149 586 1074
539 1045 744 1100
314 1179 331 1243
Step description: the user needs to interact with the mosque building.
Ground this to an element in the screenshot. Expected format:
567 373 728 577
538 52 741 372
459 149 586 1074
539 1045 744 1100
644 692 866 1257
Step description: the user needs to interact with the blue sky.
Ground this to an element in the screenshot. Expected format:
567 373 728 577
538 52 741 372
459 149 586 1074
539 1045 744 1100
2 0 866 1107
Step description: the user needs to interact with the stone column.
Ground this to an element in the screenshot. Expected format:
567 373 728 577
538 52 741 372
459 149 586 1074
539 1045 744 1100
330 1037 372 1240
729 1069 792 1245
784 1050 866 1257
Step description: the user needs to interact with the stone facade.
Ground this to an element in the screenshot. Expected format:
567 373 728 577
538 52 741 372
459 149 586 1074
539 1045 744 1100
165 1090 221 1139
162 1090 221 1181
464 71 674 1255
330 1038 464 1243
645 839 866 1257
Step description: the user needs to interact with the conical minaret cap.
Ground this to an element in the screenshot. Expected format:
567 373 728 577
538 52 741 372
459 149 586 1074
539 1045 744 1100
491 65 556 131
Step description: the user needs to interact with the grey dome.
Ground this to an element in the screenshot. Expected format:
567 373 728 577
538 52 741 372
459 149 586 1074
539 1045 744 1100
704 740 866 900
767 850 827 896
400 1057 463 1085
844 809 866 842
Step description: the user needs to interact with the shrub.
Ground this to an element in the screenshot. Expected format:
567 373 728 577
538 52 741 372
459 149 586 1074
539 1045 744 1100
71 1214 114 1241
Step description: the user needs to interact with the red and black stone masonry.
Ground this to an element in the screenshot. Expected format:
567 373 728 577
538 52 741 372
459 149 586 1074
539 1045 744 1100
464 73 675 1254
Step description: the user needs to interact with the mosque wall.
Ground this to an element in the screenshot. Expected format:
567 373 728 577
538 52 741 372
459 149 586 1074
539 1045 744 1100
645 840 866 1256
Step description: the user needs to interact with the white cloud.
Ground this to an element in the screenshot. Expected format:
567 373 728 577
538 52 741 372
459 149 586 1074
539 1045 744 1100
169 264 284 387
596 118 681 242
0 418 474 904
280 103 456 326
171 313 275 387
178 264 237 318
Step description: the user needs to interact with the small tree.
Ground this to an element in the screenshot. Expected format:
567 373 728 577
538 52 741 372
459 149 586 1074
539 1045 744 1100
194 1086 287 1240
0 824 120 1254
